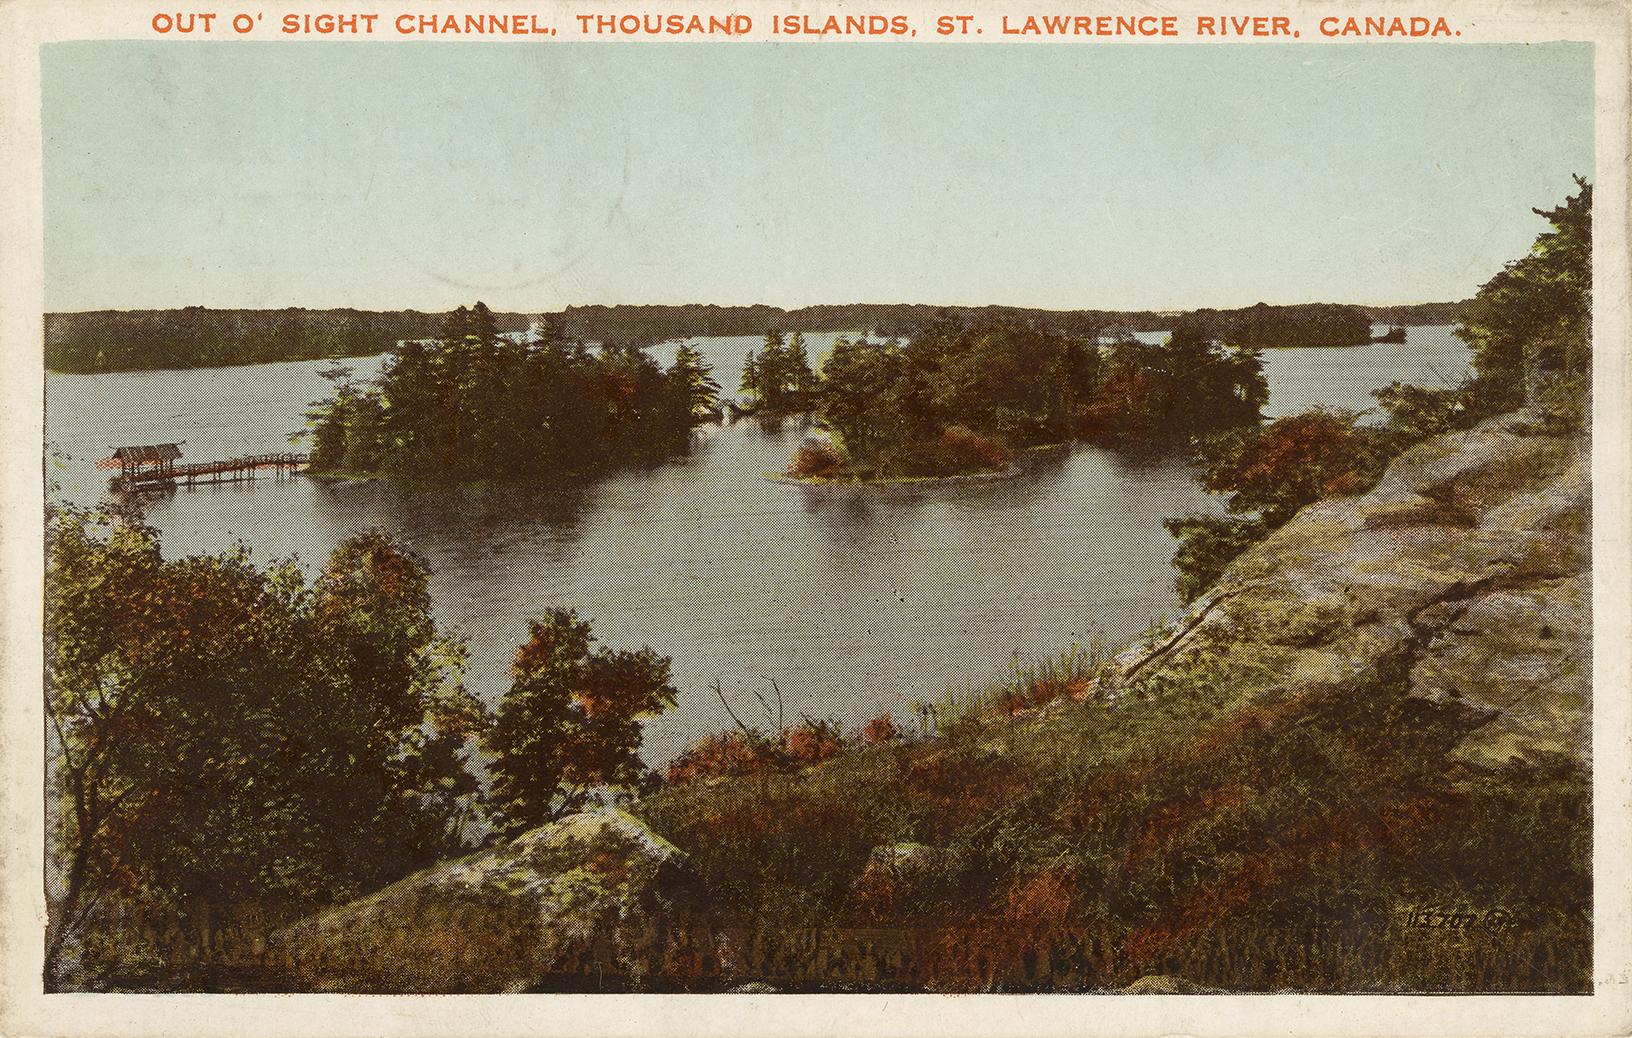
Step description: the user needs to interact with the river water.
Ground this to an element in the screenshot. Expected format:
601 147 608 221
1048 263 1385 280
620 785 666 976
45 326 1470 762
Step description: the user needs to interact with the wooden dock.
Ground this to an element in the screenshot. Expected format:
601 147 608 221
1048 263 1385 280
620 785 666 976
111 452 309 492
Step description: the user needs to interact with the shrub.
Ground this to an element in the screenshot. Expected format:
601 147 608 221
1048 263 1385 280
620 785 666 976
1374 381 1474 446
862 713 901 745
784 716 846 766
882 426 1013 478
786 438 847 479
664 729 783 783
938 425 1013 472
1163 515 1272 603
1196 409 1388 525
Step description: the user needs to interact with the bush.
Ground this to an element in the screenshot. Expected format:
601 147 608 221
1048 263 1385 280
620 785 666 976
665 729 784 783
1163 515 1272 603
786 438 847 479
784 717 846 767
882 426 1013 478
862 713 901 745
1374 382 1474 446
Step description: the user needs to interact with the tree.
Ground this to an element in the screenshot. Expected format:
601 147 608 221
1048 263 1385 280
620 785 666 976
305 300 699 482
483 609 677 838
816 336 900 461
787 331 818 398
1459 176 1592 414
44 508 483 986
739 349 762 407
669 342 721 419
757 329 790 409
1164 410 1387 601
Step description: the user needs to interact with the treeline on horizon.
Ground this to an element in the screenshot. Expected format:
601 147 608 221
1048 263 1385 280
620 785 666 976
43 299 1469 374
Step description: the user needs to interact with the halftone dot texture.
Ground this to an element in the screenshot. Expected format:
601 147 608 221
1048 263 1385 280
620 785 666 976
47 325 1473 764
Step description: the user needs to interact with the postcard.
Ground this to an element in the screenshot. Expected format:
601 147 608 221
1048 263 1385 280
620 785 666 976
1 1 1628 1035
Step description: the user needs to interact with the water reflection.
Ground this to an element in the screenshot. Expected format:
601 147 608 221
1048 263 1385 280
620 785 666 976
44 327 1472 762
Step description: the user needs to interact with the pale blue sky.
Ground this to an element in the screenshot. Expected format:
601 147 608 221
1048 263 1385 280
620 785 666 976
43 41 1593 313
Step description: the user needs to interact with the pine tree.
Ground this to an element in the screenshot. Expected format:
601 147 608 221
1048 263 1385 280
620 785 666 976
739 349 762 408
758 329 789 409
788 331 818 400
670 342 721 419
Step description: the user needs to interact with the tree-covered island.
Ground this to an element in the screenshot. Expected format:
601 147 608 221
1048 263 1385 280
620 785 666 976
303 303 720 481
784 319 1268 482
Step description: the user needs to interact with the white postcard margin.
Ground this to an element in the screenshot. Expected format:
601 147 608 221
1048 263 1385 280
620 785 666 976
0 1 1628 1035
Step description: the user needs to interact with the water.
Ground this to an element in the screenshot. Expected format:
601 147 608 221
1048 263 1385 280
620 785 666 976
44 326 1471 763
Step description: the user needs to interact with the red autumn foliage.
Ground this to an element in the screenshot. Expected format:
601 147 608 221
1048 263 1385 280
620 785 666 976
787 439 846 479
665 730 783 783
1118 791 1459 976
862 712 900 745
783 718 845 767
924 867 1082 991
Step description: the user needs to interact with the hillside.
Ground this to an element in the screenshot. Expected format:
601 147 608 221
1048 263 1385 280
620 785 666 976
268 406 1588 993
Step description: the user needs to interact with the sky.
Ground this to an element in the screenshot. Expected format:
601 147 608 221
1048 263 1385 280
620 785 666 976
42 41 1594 313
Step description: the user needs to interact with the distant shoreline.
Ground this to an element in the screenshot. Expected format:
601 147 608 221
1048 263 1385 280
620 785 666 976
44 302 1467 375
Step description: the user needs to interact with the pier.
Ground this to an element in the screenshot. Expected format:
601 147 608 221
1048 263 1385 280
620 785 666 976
102 443 310 492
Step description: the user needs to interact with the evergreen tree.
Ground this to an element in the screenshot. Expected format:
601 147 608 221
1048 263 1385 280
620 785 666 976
669 342 721 419
788 331 818 398
758 329 791 409
739 348 762 407
1459 176 1592 413
305 301 700 483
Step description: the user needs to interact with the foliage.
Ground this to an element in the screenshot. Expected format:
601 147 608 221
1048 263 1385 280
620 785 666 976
811 317 1266 480
44 506 483 988
1185 301 1374 349
862 713 901 745
664 729 786 784
640 650 1590 993
305 302 700 481
1458 176 1592 414
669 342 722 419
786 438 847 480
1163 410 1388 602
482 609 677 839
44 306 532 374
1078 322 1267 442
1196 409 1388 525
1162 515 1272 603
1373 381 1476 446
810 317 1264 480
739 329 818 413
880 425 1013 479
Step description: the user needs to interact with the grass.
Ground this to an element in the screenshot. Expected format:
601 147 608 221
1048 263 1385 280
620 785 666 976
637 621 1591 993
930 638 1114 732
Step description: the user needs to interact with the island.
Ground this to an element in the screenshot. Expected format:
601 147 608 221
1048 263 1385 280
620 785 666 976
778 319 1269 483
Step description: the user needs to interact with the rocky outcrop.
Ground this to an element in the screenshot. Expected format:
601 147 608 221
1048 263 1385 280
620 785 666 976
269 810 692 992
1106 409 1590 769
1123 973 1223 994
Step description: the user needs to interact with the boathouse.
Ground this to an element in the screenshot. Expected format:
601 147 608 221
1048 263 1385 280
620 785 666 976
108 443 184 481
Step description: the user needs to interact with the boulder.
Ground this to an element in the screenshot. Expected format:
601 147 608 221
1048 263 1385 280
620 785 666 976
269 810 690 992
1123 973 1221 994
1105 409 1590 770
